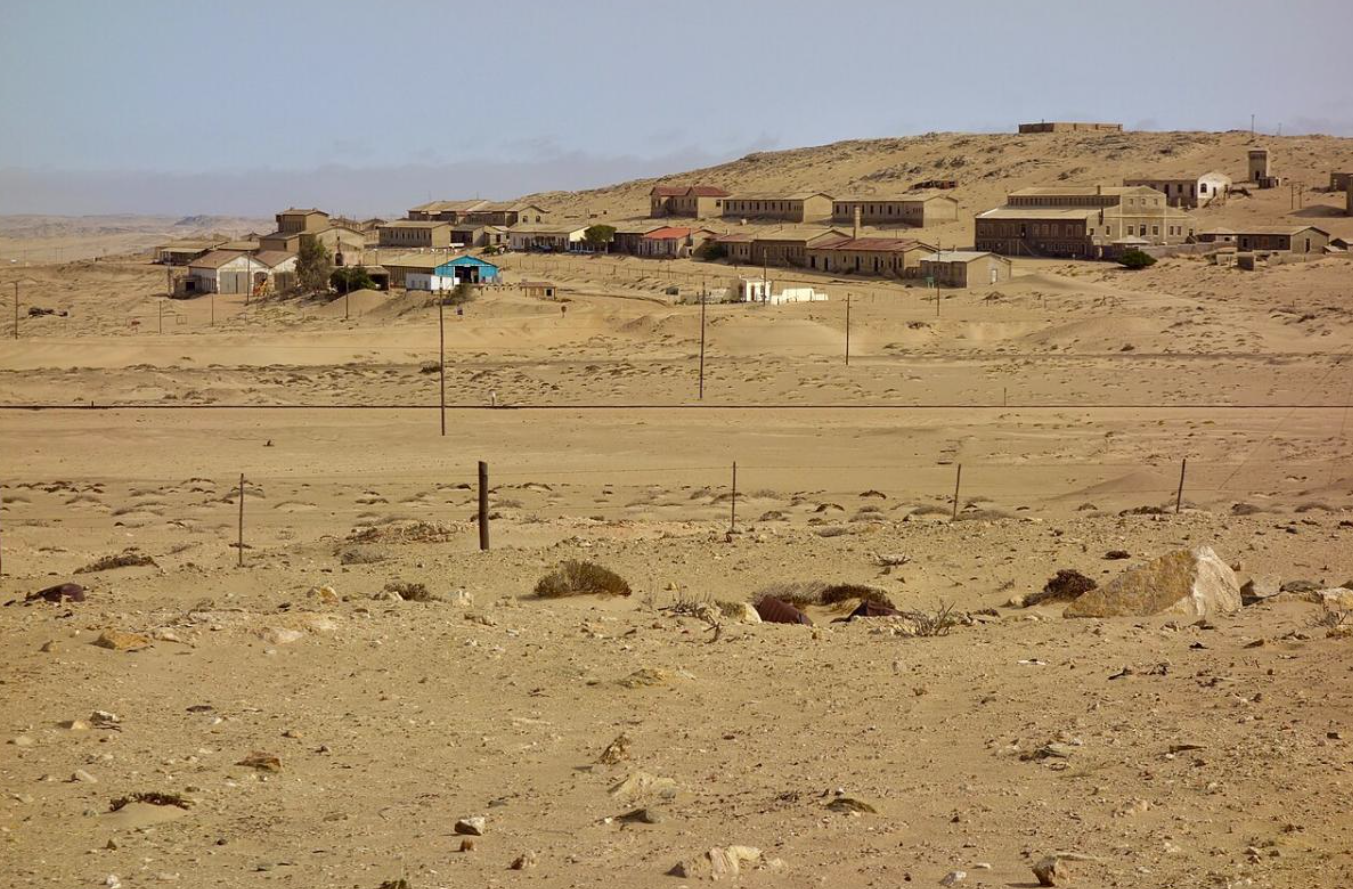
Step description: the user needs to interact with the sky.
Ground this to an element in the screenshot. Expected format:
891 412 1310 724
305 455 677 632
1 0 1351 216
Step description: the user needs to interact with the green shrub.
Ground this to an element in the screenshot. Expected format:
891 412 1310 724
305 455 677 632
534 560 631 598
1117 248 1157 270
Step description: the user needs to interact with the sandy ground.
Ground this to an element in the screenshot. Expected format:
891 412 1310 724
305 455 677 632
4 131 1353 889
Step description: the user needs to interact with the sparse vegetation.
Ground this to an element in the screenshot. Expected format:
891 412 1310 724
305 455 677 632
534 560 632 598
910 601 960 637
110 792 191 811
330 265 377 293
583 224 616 252
76 549 157 573
295 238 334 295
1117 248 1157 270
753 580 894 610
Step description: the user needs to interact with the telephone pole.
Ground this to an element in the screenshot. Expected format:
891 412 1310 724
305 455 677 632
698 286 707 399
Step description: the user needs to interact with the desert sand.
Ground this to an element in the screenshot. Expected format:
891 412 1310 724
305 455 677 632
3 131 1353 889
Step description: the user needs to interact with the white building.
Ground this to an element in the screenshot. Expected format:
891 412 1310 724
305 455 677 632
507 224 588 252
729 277 827 305
1123 171 1232 208
186 250 297 295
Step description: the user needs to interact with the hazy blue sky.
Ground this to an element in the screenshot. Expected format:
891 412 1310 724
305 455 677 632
2 0 1351 215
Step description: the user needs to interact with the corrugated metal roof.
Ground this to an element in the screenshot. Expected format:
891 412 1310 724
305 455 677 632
252 251 296 268
380 220 452 229
834 191 957 204
188 250 248 269
812 237 935 253
728 192 834 202
923 251 1005 263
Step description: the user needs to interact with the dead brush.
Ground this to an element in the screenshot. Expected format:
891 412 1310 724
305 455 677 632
906 601 961 637
1313 609 1352 630
534 560 632 598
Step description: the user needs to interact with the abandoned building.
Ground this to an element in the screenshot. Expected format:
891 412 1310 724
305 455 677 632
723 192 834 223
1123 171 1232 208
919 251 1012 288
1198 226 1330 253
805 235 936 277
1017 121 1123 133
649 185 730 218
830 192 959 228
377 220 454 249
974 185 1196 258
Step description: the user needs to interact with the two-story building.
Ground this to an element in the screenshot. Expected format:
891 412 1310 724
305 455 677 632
723 192 834 223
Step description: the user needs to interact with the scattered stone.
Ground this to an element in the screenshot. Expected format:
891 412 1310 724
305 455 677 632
459 838 476 853
62 719 91 731
308 585 339 605
72 769 98 783
1241 574 1282 605
90 711 121 728
939 870 966 886
1104 550 1131 560
609 770 678 801
258 627 303 645
1318 588 1353 611
754 596 812 625
1064 546 1240 619
728 602 762 624
826 796 878 815
1033 856 1070 886
1023 570 1096 607
618 668 671 689
93 631 152 652
509 851 538 870
598 732 632 764
454 816 486 836
618 807 664 824
236 752 281 772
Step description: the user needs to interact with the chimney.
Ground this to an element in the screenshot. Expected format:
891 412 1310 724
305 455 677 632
853 205 862 240
1097 184 1103 195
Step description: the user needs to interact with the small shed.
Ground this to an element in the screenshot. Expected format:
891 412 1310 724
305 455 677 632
919 251 1011 288
522 281 557 299
408 255 500 291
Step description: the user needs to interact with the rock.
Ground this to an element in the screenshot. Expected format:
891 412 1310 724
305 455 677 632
258 627 304 645
1025 569 1097 607
371 589 404 602
1241 574 1282 605
1281 579 1321 594
62 719 91 731
826 796 878 814
27 583 86 604
730 602 762 624
237 752 281 772
72 769 98 783
1318 588 1353 611
509 851 538 870
598 732 631 764
1033 856 1070 886
609 770 678 802
674 846 763 881
446 589 474 607
939 870 966 886
93 630 152 652
90 710 120 728
1064 546 1240 620
618 668 671 688
308 585 339 605
454 816 486 836
618 807 664 824
459 838 476 852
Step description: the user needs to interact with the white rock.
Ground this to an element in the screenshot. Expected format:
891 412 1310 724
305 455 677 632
1065 546 1240 619
939 871 966 886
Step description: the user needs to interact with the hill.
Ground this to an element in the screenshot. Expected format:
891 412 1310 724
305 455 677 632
527 130 1353 244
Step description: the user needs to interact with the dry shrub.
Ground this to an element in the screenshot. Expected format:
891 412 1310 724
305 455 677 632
755 581 894 610
384 581 435 602
109 792 191 811
910 601 960 637
534 560 631 598
347 520 457 544
339 545 387 565
1025 569 1097 607
76 550 157 574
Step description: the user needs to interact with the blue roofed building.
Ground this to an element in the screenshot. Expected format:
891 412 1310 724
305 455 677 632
405 254 501 291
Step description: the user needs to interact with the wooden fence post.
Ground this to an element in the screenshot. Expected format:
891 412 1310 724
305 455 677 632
951 463 963 521
478 461 490 551
237 473 245 567
730 461 738 532
1175 458 1187 515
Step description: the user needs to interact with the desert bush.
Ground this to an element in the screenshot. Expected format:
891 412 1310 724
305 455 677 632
910 601 960 637
1024 569 1097 607
754 580 893 610
1117 249 1157 270
819 583 895 609
534 560 631 598
76 550 157 573
384 581 435 602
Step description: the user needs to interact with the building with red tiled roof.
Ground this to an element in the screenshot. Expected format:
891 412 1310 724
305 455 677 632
638 226 717 259
806 236 937 277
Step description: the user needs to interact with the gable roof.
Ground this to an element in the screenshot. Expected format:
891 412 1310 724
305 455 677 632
435 255 499 273
380 219 451 230
252 250 296 268
811 236 936 253
729 191 834 202
835 191 958 204
188 250 248 269
277 208 327 216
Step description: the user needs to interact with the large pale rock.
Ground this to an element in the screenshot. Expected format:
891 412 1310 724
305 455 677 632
1318 588 1353 612
1064 546 1240 619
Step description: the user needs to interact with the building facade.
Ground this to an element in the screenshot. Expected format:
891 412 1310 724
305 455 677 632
831 193 959 228
805 236 935 277
649 185 730 218
919 251 1012 288
638 227 715 259
723 193 834 223
974 185 1196 258
378 221 454 249
1123 172 1232 208
750 229 850 267
1018 122 1123 133
507 224 587 252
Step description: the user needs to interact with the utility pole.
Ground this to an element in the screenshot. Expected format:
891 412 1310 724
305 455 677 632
438 293 447 436
698 285 707 400
12 281 17 340
158 295 164 335
844 292 851 366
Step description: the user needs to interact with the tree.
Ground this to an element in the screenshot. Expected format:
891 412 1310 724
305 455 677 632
295 238 334 294
330 265 377 293
442 281 477 306
583 224 616 253
696 241 726 261
1117 248 1157 270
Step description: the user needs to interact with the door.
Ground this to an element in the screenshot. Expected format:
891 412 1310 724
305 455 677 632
990 265 998 285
